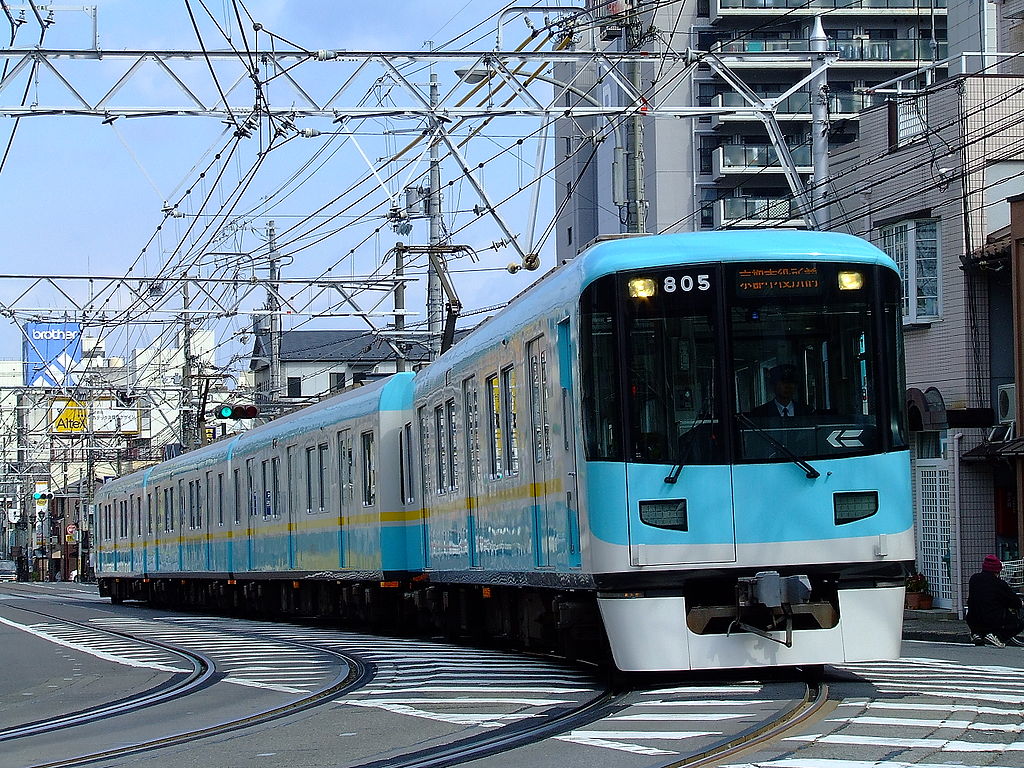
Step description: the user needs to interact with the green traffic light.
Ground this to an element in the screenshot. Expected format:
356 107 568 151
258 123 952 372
33 492 41 500
218 405 234 419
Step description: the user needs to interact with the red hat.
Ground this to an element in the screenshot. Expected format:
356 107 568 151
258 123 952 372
983 554 1003 573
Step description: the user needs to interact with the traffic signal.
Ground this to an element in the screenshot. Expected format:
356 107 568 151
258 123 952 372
33 491 53 502
216 404 259 419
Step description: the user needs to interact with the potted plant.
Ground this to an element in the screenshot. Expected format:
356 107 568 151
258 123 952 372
905 572 933 610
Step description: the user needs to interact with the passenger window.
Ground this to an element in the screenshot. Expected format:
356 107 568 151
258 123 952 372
486 375 503 478
501 365 520 476
361 431 375 506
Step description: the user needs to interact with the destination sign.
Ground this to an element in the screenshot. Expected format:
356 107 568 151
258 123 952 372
736 265 821 297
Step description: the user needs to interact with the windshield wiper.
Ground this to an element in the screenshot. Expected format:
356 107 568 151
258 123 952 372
734 412 820 479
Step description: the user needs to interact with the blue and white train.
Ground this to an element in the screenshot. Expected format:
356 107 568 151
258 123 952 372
96 230 913 672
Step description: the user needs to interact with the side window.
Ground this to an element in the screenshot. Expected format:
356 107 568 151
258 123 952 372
178 480 185 530
337 431 353 507
463 378 480 490
446 398 458 492
418 406 431 497
271 457 281 518
246 459 257 518
501 365 520 476
361 431 376 506
486 374 503 478
305 446 315 513
146 492 153 535
287 445 297 516
203 472 211 528
400 422 415 504
318 443 328 512
217 473 224 526
232 469 241 524
434 404 447 493
262 460 271 517
188 481 196 529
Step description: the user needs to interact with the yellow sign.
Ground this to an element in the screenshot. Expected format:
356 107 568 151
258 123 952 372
52 400 88 433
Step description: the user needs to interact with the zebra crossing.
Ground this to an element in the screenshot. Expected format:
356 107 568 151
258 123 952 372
91 616 342 693
554 684 789 757
727 657 1024 768
0 613 190 673
172 620 608 730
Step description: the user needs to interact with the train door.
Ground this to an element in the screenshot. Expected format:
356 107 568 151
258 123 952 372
527 336 554 568
556 318 582 567
245 458 256 571
621 275 737 566
462 378 480 567
144 492 151 572
203 472 212 570
335 432 352 568
286 446 298 568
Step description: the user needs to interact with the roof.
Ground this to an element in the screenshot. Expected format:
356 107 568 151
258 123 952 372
250 329 431 371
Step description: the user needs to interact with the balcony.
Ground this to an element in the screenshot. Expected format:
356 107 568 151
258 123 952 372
711 0 946 21
716 37 948 64
715 197 803 228
710 91 880 124
712 144 812 179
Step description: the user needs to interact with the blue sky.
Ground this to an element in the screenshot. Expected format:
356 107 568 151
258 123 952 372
0 1 563 369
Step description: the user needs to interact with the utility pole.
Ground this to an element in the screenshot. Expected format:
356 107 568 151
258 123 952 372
428 72 443 360
267 220 282 404
624 6 647 234
394 243 407 373
810 16 830 222
180 282 196 451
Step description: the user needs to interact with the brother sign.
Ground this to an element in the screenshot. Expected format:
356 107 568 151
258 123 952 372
23 322 83 387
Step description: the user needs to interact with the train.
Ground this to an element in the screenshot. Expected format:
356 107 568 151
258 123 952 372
95 230 914 672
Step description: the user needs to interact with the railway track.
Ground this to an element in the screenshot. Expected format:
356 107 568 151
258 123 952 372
2 598 830 768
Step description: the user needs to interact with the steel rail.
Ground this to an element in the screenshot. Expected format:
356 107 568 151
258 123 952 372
665 677 832 768
20 628 370 768
340 683 619 768
0 604 214 742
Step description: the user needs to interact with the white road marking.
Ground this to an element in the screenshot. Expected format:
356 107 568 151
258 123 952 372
224 678 309 694
611 712 749 721
827 716 1024 732
555 734 677 756
343 700 541 727
786 734 1024 751
562 729 719 740
0 615 188 672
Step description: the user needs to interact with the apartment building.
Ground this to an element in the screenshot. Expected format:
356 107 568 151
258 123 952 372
827 73 1024 611
556 0 950 256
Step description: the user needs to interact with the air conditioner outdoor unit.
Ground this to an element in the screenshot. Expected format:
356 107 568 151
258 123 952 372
998 383 1016 424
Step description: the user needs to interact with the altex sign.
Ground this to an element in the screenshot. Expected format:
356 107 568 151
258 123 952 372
49 399 139 435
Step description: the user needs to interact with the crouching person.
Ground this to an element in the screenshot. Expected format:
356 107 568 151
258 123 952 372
967 555 1024 648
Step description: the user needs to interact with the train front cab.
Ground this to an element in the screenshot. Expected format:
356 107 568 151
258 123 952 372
578 246 914 671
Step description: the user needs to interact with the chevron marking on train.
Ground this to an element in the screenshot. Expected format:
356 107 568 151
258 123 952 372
826 429 863 448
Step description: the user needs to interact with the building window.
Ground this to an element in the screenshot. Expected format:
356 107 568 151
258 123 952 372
330 372 346 392
287 376 302 398
881 219 939 323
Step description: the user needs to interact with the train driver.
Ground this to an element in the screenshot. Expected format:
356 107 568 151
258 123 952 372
751 363 813 419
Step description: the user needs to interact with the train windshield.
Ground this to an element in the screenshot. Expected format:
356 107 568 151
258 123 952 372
580 262 907 465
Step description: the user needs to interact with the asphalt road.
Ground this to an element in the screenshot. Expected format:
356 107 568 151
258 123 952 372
3 583 1024 768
